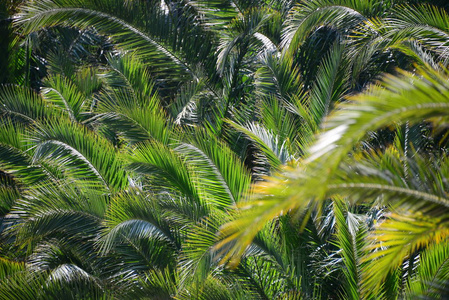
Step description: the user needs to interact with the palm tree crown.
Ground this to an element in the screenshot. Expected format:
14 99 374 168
1 0 449 299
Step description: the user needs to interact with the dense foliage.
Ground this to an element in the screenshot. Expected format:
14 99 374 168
1 0 449 299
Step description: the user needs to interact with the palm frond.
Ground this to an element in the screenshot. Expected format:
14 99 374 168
94 56 171 144
0 271 49 300
129 140 202 204
217 66 449 266
406 241 449 299
16 0 197 86
308 42 348 128
31 118 128 190
0 257 25 281
216 7 274 75
333 200 367 299
11 207 101 247
176 128 251 207
282 0 369 54
138 267 179 299
42 75 86 122
186 0 239 32
361 213 449 295
0 85 53 123
100 53 158 101
255 52 302 101
179 219 221 290
0 120 48 184
100 190 177 257
228 121 292 172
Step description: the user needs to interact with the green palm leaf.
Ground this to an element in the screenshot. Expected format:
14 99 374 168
0 85 53 123
282 0 369 54
16 0 194 85
100 191 177 265
31 118 128 190
333 200 367 299
0 120 49 184
42 75 86 122
406 240 449 299
218 66 449 266
362 213 449 295
176 128 252 206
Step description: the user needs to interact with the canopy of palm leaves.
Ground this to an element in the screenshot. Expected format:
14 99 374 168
1 0 449 299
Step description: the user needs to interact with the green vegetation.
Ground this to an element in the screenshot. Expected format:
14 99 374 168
1 0 449 299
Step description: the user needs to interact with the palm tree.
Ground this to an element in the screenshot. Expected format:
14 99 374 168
2 0 449 299
221 66 449 298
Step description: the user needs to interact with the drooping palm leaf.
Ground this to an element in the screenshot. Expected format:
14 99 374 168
30 118 128 190
41 75 86 122
0 85 53 123
176 128 252 206
218 66 449 266
406 240 449 299
94 54 171 144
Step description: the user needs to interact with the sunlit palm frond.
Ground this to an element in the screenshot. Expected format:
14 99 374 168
361 213 449 295
186 0 239 33
0 257 25 281
282 0 371 54
255 52 302 102
129 140 203 204
0 271 49 300
138 267 179 299
42 75 86 122
16 0 199 87
308 42 348 128
176 128 252 207
406 240 449 299
216 7 275 75
0 120 49 185
0 85 53 123
333 200 367 299
99 190 177 273
227 121 292 174
100 53 158 102
169 78 217 126
218 66 449 266
94 55 171 144
31 118 128 190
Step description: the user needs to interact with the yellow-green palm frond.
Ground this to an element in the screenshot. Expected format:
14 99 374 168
217 66 449 269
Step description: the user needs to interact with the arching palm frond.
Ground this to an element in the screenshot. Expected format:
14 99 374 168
216 7 275 75
282 0 372 55
218 66 449 268
0 85 53 123
406 240 449 299
362 213 449 295
255 52 302 102
9 183 106 250
93 54 171 144
176 128 252 206
137 267 179 299
31 118 128 190
99 190 178 273
0 266 116 300
129 140 204 205
183 0 239 33
42 75 87 122
227 120 295 177
0 120 50 185
332 199 368 300
348 4 449 82
15 0 209 90
169 78 220 127
308 42 348 129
